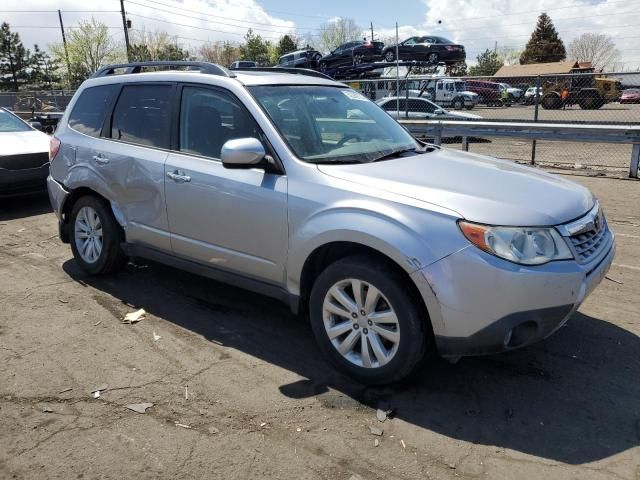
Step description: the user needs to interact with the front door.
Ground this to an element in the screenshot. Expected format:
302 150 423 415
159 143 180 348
164 85 288 285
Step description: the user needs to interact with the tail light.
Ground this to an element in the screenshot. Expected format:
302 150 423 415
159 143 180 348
364 42 374 48
50 136 61 161
445 46 460 51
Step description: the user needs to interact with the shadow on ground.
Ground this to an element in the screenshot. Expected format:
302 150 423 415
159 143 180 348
63 258 640 465
0 192 51 221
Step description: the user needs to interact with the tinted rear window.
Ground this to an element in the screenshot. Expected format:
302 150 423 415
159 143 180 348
110 84 172 148
68 84 119 137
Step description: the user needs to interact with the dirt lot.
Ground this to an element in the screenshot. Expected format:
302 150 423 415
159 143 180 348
1 173 639 480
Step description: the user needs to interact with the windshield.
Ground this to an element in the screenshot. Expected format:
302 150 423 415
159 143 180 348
0 109 31 132
249 85 420 164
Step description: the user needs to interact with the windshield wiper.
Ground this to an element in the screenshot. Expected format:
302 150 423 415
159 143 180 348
370 147 420 163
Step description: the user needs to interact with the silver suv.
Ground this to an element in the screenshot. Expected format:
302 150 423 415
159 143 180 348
47 61 615 384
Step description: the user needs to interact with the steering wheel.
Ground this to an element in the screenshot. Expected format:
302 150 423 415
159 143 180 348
336 134 361 148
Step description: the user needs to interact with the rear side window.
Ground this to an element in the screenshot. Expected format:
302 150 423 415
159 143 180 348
68 84 119 137
111 84 172 148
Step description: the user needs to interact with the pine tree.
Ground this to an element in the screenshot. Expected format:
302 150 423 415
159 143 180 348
520 13 566 64
276 35 297 57
468 49 503 76
0 22 31 91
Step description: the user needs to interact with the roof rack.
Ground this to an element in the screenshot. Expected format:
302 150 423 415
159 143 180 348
92 61 234 78
231 67 333 80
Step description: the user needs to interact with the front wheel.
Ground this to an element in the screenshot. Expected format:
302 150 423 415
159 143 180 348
70 195 127 275
384 50 396 62
309 256 429 385
452 97 464 110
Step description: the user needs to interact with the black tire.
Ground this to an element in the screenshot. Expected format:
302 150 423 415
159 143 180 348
309 255 430 385
452 97 464 110
541 92 562 110
465 105 474 110
353 53 364 65
427 52 439 64
319 61 327 72
70 195 127 275
384 50 395 62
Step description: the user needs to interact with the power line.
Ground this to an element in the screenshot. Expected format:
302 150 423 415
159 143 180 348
126 12 286 39
126 0 317 30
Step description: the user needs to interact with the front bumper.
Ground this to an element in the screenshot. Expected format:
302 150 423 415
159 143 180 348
0 164 49 197
413 232 615 357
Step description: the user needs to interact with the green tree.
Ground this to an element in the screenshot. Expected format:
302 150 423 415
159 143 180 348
520 13 566 64
50 18 123 87
129 29 190 62
239 29 270 65
276 35 297 57
0 22 31 91
468 49 503 76
29 45 60 89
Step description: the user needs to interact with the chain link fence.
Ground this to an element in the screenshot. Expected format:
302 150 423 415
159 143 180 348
344 71 640 174
0 90 75 114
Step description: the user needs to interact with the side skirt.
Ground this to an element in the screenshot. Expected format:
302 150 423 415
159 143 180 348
121 244 300 314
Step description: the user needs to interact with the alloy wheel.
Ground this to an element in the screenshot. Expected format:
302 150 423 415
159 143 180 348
322 278 400 368
74 206 103 264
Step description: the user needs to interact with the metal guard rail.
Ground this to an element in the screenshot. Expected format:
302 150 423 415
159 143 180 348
399 120 640 178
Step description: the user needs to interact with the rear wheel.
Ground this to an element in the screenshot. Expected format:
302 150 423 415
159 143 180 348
541 92 562 110
309 256 429 385
353 53 364 65
452 97 464 110
70 195 126 275
319 61 327 72
427 52 439 64
385 50 396 62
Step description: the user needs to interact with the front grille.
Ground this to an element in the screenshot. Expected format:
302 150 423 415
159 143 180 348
568 215 609 264
0 152 49 171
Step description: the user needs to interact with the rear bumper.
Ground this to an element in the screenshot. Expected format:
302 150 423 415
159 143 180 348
413 233 615 357
0 164 49 197
46 175 71 242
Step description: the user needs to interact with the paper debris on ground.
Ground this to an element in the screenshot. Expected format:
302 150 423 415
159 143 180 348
153 331 161 341
59 387 72 394
125 403 154 414
91 384 108 398
400 439 406 449
175 422 191 429
374 438 380 447
122 308 146 324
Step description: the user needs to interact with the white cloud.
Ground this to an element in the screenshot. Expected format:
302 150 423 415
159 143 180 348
3 0 297 52
378 0 639 70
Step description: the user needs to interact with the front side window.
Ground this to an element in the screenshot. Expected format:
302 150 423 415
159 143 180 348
111 84 172 148
0 109 31 132
249 85 419 164
69 84 119 137
179 86 260 159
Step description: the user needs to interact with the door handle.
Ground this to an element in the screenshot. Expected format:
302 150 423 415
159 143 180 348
166 171 191 183
92 155 109 165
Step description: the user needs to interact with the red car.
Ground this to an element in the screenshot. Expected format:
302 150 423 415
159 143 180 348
620 88 640 104
465 80 502 105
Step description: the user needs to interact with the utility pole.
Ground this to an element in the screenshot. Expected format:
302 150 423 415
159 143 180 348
370 22 374 41
120 0 131 61
57 10 72 89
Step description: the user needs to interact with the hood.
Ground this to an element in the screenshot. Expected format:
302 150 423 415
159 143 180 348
0 130 50 156
462 91 478 98
317 148 593 226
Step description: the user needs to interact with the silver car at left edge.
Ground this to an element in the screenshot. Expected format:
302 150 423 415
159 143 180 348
46 62 615 385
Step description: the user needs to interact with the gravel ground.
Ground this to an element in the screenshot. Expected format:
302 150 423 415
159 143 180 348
0 173 639 480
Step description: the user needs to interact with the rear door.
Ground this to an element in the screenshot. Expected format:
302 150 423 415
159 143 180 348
164 84 288 284
98 83 175 251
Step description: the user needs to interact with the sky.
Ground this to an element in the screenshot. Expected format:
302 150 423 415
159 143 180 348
3 0 640 70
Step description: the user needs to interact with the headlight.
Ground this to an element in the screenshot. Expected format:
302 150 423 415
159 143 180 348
458 221 573 265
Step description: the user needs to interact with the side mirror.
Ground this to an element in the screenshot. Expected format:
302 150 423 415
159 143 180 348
29 121 44 131
221 137 266 169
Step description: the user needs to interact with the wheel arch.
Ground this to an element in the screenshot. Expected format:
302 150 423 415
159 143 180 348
296 241 433 337
59 186 124 243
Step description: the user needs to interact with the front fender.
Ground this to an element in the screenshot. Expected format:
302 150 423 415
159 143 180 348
286 204 461 296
